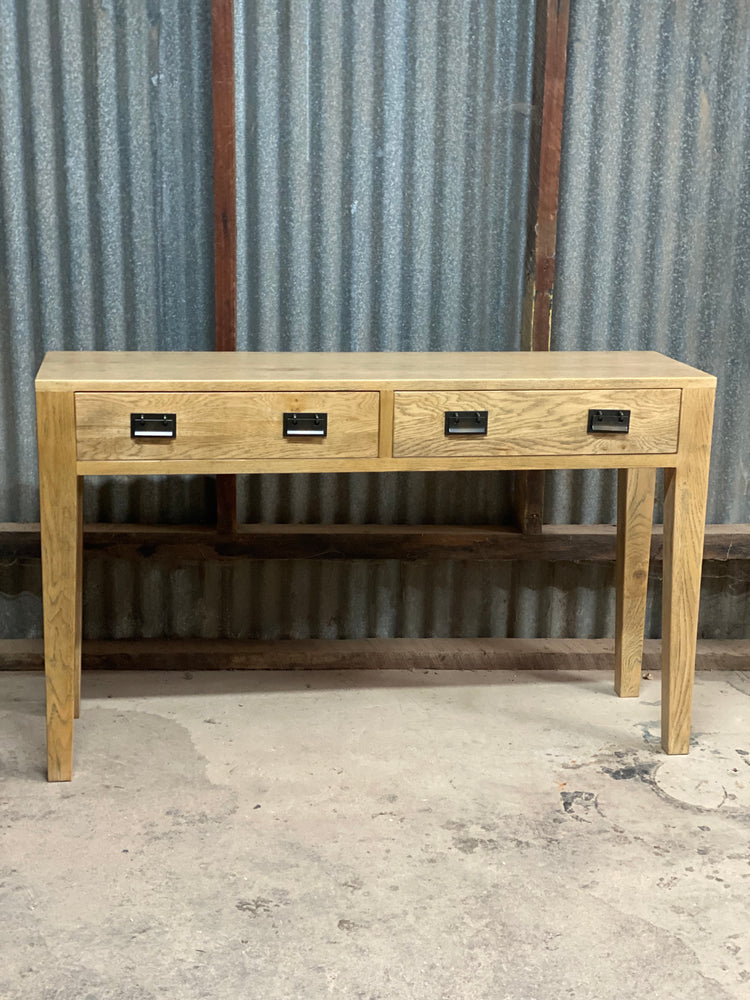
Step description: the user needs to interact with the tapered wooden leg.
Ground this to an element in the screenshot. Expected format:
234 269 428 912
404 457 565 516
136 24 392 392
661 387 715 754
74 476 83 719
615 467 655 697
37 390 81 781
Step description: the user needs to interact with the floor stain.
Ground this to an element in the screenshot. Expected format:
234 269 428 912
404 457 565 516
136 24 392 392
337 918 363 932
602 762 656 782
452 835 499 854
559 790 601 823
236 897 280 916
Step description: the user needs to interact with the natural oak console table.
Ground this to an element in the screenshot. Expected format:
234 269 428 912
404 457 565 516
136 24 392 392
35 351 716 780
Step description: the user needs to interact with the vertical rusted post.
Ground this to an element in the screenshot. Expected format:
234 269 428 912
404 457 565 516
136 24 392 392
514 0 570 533
212 0 238 533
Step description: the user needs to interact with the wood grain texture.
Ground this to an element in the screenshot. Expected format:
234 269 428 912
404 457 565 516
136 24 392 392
393 389 681 458
74 476 83 718
4 638 748 673
212 0 238 534
36 350 716 392
36 391 80 781
3 521 748 564
521 0 571 351
212 0 236 352
661 386 716 754
378 389 395 458
615 467 656 697
516 0 571 534
75 452 682 477
526 0 570 353
514 466 546 535
75 391 380 461
33 350 717 769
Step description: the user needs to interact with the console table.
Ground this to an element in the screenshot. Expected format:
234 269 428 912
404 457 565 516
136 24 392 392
35 351 716 780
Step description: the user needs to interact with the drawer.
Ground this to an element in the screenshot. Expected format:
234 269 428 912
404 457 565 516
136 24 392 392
75 391 380 461
392 389 681 457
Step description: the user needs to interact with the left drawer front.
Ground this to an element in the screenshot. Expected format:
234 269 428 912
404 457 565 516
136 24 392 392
75 392 380 461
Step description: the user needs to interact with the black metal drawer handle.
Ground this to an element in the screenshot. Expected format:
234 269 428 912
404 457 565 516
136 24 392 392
587 409 630 434
444 410 488 436
130 413 177 439
283 412 328 437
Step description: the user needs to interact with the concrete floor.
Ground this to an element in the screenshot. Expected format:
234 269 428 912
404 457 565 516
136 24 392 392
1 668 749 1000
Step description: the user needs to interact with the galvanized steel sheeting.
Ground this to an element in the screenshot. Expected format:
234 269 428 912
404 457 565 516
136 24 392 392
233 0 534 525
0 0 747 641
0 0 215 523
550 0 750 527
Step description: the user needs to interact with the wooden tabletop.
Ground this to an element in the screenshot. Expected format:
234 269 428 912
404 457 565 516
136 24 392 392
36 350 715 392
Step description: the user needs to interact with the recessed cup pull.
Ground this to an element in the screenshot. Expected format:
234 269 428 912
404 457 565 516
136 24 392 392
283 412 328 437
444 410 489 436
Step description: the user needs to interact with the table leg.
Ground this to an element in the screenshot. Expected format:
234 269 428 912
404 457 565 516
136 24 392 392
74 476 83 719
37 391 81 781
614 467 655 697
661 387 715 754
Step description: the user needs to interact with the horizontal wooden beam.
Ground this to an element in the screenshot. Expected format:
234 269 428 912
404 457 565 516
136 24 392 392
1 637 748 672
1 523 749 564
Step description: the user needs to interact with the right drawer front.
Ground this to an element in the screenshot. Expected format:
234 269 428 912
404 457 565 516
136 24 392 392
392 389 681 457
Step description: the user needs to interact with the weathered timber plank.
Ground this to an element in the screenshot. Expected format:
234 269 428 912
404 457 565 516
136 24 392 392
1 638 748 672
516 0 571 534
1 523 749 564
212 0 237 535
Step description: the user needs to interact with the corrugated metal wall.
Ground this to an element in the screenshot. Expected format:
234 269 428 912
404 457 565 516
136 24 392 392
0 0 216 524
233 0 535 526
1 0 748 642
549 0 750 529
